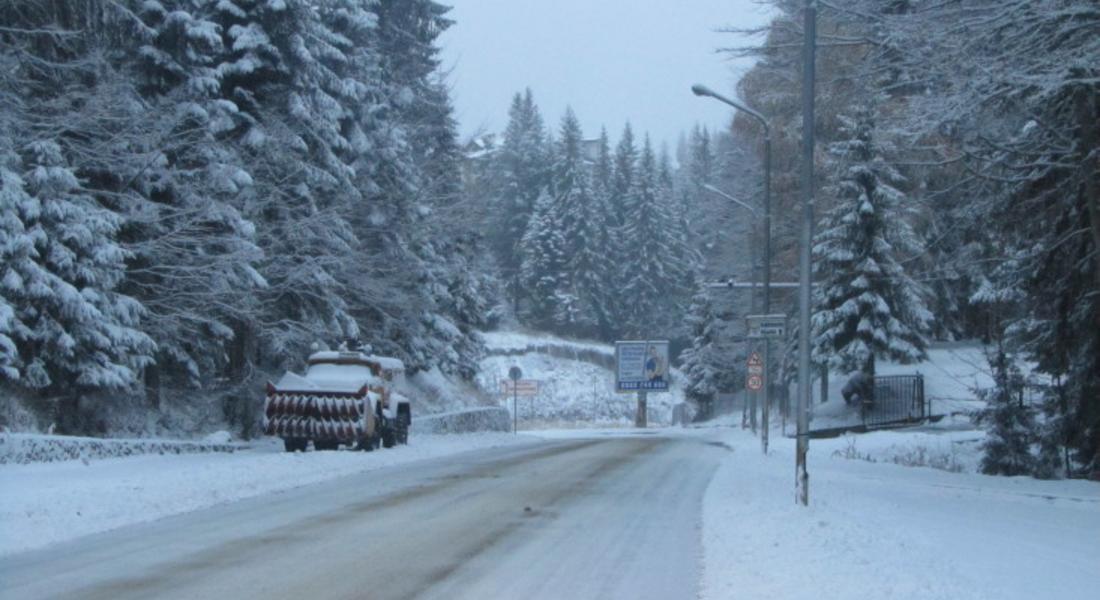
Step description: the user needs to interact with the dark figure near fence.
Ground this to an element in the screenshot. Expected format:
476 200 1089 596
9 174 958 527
841 371 873 406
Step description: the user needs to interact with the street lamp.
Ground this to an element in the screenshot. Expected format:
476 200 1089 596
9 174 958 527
694 85 776 452
701 183 761 313
691 84 772 313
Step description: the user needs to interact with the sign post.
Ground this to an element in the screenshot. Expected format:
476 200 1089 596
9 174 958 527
508 366 522 434
615 341 670 428
746 314 787 455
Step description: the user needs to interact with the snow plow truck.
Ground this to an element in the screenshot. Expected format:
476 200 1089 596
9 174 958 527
264 351 411 452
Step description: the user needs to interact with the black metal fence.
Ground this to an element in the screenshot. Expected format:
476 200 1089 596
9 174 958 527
862 374 926 428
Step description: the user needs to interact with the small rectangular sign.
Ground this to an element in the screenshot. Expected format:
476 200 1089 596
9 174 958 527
746 314 788 338
501 380 539 396
615 340 670 393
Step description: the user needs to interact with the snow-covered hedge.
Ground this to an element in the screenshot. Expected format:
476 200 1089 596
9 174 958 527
0 433 239 465
480 331 615 369
411 407 512 435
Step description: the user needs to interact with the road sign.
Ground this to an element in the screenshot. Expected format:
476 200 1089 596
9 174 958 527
746 313 788 338
508 366 523 381
747 351 766 391
747 351 763 367
614 340 670 392
501 379 539 396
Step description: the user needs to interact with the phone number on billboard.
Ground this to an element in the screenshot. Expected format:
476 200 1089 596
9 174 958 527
617 381 670 391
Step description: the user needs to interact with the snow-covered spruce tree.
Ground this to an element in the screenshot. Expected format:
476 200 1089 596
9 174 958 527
660 142 700 325
553 108 615 338
679 282 735 419
610 122 638 231
0 6 161 430
621 136 684 337
371 0 460 204
953 1 1099 478
358 0 491 377
519 190 570 330
209 0 363 364
5 138 155 415
810 106 932 378
0 135 30 384
688 125 715 194
587 127 622 339
976 347 1037 477
491 89 550 308
130 0 265 389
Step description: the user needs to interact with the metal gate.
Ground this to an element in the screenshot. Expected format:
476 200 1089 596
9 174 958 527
862 374 925 428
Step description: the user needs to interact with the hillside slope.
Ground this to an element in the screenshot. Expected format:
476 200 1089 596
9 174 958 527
477 331 685 427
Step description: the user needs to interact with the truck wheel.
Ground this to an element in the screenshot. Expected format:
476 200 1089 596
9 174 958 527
357 435 376 452
382 428 396 449
398 427 409 445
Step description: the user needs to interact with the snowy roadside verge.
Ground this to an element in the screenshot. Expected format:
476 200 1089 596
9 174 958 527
0 432 534 557
699 424 1100 600
0 432 240 465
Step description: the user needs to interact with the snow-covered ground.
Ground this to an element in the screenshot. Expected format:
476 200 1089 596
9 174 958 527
477 330 685 427
698 421 1100 600
0 432 531 556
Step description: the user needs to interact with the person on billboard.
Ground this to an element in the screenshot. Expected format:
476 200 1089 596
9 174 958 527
645 345 666 384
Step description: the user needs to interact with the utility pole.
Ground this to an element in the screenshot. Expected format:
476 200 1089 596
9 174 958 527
795 0 817 507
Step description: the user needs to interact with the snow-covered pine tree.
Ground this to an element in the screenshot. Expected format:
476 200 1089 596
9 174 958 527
209 0 363 362
0 128 30 383
588 127 621 339
810 106 932 378
950 1 1100 478
679 282 734 419
370 0 460 204
0 5 162 430
552 108 614 338
688 125 715 193
491 89 549 309
519 190 570 330
610 123 638 231
660 142 699 322
129 0 265 387
621 136 682 337
976 346 1037 477
8 138 155 397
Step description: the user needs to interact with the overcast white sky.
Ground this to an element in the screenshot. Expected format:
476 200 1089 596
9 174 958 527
438 0 774 150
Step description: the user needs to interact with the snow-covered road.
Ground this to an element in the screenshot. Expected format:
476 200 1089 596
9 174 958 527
0 434 725 600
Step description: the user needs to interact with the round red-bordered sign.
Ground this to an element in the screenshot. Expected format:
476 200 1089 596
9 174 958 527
747 374 764 391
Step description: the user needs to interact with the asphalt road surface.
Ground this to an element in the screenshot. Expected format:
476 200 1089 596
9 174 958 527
0 434 726 600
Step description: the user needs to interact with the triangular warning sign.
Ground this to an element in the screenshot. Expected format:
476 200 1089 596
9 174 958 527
747 351 763 367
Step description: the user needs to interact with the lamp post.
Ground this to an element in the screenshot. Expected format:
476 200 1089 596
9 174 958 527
693 85 775 451
691 84 772 314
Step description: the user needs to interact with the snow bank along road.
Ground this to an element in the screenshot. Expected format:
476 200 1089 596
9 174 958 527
0 434 725 600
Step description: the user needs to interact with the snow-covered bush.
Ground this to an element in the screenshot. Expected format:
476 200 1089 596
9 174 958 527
411 407 512 435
